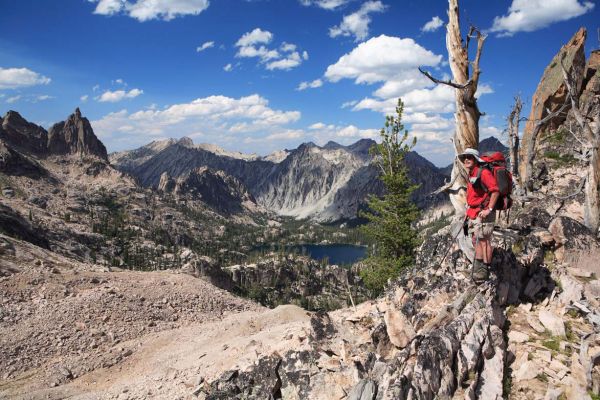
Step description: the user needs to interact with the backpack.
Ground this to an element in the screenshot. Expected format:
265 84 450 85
475 151 513 210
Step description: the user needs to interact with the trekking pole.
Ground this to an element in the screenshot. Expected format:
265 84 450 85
438 216 468 268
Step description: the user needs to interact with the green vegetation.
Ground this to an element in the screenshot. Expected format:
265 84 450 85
589 391 600 400
542 337 561 352
359 99 421 296
546 128 567 144
545 150 576 167
535 372 548 383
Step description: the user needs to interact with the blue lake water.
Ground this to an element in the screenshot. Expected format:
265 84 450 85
256 244 367 265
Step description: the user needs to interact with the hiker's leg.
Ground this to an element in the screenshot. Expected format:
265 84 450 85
480 212 496 264
472 217 486 261
479 238 492 264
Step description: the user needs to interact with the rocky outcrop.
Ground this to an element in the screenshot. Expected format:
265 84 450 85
0 111 48 156
0 204 49 249
519 28 587 180
0 140 48 178
158 167 257 215
47 108 108 160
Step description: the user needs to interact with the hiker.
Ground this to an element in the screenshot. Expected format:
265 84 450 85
458 148 500 282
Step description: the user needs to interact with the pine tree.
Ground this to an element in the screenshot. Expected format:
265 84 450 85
359 99 421 295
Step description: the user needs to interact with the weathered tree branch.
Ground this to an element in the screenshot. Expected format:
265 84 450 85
507 95 523 183
418 67 472 89
553 177 587 200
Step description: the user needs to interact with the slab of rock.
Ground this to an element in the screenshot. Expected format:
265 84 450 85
539 310 566 337
476 327 505 399
383 307 415 349
509 330 530 343
515 360 540 382
568 267 594 278
537 350 552 363
527 315 546 333
559 274 584 306
544 386 564 400
548 216 597 262
347 379 377 400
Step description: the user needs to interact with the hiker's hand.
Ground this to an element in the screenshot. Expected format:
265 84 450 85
480 209 491 218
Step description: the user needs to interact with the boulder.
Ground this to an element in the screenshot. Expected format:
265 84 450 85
548 216 598 262
383 307 416 349
347 379 377 400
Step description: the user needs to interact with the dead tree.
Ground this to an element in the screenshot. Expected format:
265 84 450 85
522 99 570 193
420 0 486 214
561 57 600 233
507 96 522 181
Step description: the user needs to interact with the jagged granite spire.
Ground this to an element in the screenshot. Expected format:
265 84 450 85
0 110 48 155
47 108 108 160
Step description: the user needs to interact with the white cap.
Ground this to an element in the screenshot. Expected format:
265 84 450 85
457 148 483 162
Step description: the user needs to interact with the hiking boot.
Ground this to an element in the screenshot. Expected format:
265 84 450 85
472 260 489 283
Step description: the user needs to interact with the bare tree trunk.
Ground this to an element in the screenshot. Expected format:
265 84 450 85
507 96 523 192
422 0 486 214
507 96 522 178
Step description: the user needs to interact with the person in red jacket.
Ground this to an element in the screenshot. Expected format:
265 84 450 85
458 148 500 282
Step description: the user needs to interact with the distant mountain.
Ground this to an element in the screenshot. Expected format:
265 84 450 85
1 108 108 160
158 167 259 215
111 137 448 222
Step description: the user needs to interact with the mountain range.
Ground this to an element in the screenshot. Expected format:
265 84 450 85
110 136 452 222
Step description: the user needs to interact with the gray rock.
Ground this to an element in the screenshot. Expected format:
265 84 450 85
347 379 377 400
538 310 566 337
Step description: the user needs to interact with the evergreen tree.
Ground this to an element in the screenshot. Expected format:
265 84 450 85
359 99 421 295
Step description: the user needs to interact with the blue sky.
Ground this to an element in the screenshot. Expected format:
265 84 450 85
0 0 597 165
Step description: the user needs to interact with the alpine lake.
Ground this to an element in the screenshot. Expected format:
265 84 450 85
252 243 367 266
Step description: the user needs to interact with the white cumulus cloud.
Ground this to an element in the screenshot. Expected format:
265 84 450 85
97 88 143 102
490 0 594 36
91 0 209 22
234 28 306 71
297 79 323 90
236 28 273 47
325 35 441 86
421 16 443 32
299 0 351 10
329 1 386 42
92 94 301 151
266 52 302 71
0 67 51 90
6 95 22 104
223 63 233 72
196 41 214 52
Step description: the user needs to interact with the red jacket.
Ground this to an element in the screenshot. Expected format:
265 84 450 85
466 166 499 219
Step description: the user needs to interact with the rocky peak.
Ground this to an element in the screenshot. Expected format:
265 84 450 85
47 108 108 161
159 167 256 215
479 137 508 153
347 138 376 159
177 136 194 147
519 28 587 179
0 110 48 156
